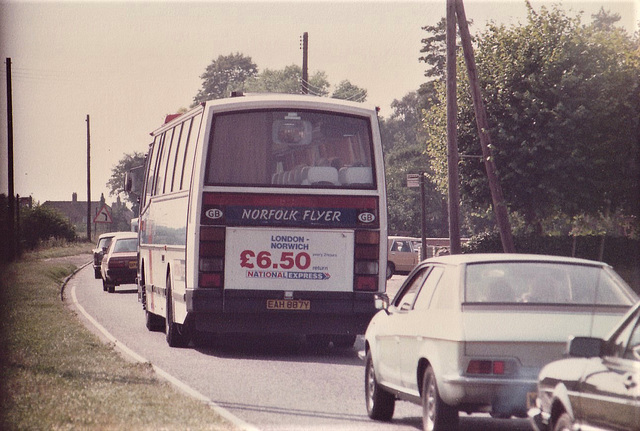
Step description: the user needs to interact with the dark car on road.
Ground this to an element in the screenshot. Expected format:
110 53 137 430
100 232 138 293
92 232 116 279
529 300 640 431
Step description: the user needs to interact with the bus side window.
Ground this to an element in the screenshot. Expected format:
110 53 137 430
163 124 183 194
175 117 193 191
157 128 174 195
180 116 200 190
145 135 162 204
169 122 185 193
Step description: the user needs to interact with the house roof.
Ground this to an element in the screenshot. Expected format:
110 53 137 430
42 200 108 224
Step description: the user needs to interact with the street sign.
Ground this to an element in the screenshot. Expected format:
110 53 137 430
407 173 420 188
93 204 112 224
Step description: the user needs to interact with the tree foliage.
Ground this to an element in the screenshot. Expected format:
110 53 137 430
381 91 450 237
423 4 640 234
193 52 258 104
20 205 77 249
244 64 330 96
106 151 146 215
331 80 367 102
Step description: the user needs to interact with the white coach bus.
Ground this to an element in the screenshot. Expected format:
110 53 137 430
129 93 388 347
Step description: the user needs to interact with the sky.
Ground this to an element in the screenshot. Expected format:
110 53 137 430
0 0 638 205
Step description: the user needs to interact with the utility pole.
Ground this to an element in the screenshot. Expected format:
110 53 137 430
301 32 309 94
455 0 515 253
446 0 462 255
86 115 91 241
6 58 16 261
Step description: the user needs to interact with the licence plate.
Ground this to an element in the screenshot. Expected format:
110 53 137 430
128 261 137 269
267 299 310 310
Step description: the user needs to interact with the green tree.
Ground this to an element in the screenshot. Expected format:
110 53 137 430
381 91 449 237
244 64 330 96
331 80 367 102
424 3 640 234
193 53 258 104
107 152 146 215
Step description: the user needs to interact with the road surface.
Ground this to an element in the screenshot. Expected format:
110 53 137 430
69 264 531 431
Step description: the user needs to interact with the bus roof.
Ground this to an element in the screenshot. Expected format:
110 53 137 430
153 93 380 135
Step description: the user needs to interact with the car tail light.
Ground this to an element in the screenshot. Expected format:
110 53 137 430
199 226 225 288
466 360 515 376
354 230 379 291
108 259 126 269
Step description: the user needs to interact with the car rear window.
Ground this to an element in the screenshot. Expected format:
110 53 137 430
112 238 138 253
464 262 637 306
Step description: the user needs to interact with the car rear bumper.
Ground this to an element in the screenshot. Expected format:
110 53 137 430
441 374 537 417
104 268 137 286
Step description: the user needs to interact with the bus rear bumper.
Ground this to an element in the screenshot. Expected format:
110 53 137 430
186 288 381 335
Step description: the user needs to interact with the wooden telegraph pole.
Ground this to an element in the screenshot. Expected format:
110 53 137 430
86 115 91 241
6 58 16 261
301 32 309 94
446 0 462 255
455 0 515 253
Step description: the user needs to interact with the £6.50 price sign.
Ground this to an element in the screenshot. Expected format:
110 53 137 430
226 227 354 291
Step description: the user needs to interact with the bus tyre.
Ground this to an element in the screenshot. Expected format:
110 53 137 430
165 273 189 347
365 350 395 421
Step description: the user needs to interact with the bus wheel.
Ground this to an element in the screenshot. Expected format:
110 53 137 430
165 273 189 347
141 268 163 331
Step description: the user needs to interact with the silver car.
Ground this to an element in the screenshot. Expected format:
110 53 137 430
363 253 638 431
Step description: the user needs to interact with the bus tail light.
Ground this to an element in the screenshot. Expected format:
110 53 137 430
354 230 379 291
199 226 225 288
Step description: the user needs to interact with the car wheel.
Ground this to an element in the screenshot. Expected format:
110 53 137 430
386 262 394 280
165 273 189 347
422 366 458 431
553 412 573 431
102 278 108 292
107 282 115 294
365 350 395 421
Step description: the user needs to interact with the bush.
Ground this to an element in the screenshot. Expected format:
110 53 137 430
20 205 77 250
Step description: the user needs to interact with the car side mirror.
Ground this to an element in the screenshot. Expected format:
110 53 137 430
374 293 389 311
568 336 605 358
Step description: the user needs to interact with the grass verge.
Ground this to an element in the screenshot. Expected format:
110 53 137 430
0 243 236 430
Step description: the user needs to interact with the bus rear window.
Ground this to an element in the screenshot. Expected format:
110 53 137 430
205 110 375 188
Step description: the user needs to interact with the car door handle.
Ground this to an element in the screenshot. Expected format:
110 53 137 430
624 373 637 390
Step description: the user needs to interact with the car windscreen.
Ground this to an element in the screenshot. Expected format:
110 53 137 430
464 262 637 306
112 238 138 253
205 109 375 189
